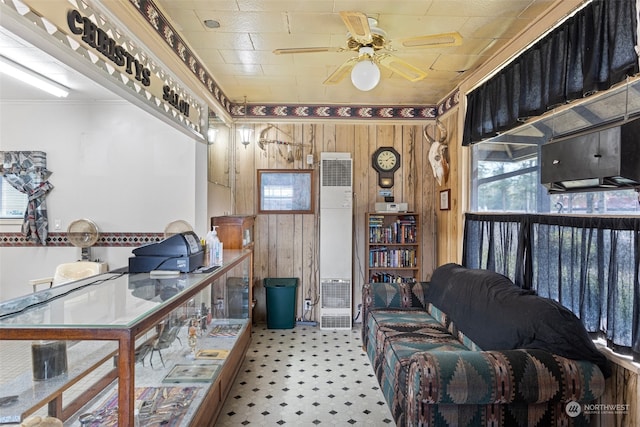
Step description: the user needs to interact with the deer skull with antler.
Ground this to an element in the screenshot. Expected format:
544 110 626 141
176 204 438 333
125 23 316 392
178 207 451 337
424 120 449 186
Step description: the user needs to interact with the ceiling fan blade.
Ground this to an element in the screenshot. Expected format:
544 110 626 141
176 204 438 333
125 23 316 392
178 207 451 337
323 56 359 85
399 32 463 48
340 11 372 45
273 47 344 55
376 53 428 82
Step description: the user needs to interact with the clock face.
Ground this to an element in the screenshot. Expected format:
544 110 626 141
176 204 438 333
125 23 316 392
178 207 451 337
376 150 398 171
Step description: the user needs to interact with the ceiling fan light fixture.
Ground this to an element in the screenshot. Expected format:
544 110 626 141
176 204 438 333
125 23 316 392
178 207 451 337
351 47 380 91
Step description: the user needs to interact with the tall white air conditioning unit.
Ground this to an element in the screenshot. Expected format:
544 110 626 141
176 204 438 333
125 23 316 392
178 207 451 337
319 152 353 330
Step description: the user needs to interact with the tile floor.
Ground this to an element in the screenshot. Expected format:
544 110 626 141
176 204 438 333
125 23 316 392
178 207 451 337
215 324 394 426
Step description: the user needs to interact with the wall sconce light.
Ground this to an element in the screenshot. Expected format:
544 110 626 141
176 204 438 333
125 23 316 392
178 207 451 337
0 55 70 98
207 125 218 144
238 126 253 148
351 47 380 91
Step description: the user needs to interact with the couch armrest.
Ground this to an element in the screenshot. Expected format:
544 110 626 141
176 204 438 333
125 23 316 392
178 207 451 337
362 282 430 347
406 348 605 408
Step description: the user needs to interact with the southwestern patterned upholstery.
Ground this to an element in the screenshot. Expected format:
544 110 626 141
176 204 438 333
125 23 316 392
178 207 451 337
362 266 606 427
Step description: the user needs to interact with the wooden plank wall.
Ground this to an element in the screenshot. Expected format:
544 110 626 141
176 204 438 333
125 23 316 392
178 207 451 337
596 358 639 427
232 120 449 323
434 111 462 265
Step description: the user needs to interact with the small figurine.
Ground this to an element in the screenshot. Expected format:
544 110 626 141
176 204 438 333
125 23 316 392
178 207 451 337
187 319 198 357
200 305 209 332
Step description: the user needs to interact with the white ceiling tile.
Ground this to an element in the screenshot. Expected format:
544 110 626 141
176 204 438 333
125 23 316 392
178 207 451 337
151 0 578 105
1 1 582 106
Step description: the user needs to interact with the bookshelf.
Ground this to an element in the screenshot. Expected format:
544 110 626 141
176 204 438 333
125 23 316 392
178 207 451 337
365 212 421 284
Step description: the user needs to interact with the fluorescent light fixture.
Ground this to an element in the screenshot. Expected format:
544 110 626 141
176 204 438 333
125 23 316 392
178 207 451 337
0 55 70 98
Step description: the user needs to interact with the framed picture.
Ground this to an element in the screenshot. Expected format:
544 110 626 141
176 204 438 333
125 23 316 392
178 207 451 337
439 189 451 211
162 364 220 383
257 169 314 214
196 349 229 360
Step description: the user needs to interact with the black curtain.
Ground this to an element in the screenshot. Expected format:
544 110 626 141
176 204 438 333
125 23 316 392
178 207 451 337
463 213 640 362
461 213 528 288
463 0 639 145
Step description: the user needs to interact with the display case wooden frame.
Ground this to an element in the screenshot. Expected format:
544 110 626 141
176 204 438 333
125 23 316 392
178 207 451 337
0 249 253 427
257 169 314 214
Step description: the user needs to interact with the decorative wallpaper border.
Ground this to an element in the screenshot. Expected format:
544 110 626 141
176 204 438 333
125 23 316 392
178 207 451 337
128 0 459 120
0 232 163 247
233 104 438 120
129 0 233 115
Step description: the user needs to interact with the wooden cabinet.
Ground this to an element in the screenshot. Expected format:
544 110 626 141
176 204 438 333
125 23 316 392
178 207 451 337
211 215 255 249
0 250 253 427
365 213 421 284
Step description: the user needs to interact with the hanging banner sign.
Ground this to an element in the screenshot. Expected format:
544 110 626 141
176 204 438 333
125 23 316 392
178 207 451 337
14 0 202 135
66 8 195 119
66 9 152 88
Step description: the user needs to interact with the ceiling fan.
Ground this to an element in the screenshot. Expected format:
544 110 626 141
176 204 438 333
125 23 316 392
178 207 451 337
273 11 462 91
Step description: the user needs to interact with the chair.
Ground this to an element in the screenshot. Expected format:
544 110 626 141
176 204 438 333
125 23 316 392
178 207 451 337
148 319 184 368
29 261 108 292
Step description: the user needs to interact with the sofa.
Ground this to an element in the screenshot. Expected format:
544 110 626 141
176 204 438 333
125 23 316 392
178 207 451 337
362 263 608 427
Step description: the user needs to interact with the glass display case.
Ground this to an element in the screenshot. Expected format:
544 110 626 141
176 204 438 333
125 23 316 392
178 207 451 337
0 249 253 427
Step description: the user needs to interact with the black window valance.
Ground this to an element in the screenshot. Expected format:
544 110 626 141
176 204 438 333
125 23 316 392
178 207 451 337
463 0 639 145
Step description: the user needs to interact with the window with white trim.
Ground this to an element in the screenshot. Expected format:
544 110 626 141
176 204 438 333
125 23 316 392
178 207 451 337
0 176 27 219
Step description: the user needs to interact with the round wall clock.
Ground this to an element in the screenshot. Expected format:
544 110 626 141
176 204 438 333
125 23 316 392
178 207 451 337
372 147 401 188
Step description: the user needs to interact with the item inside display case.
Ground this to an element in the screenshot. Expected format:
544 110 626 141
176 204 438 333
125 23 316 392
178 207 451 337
148 317 186 368
162 365 219 383
208 323 242 337
79 386 199 426
31 341 67 380
195 349 229 360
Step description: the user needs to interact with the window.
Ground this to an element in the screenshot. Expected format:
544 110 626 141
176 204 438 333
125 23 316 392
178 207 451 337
463 213 640 363
471 141 640 215
257 169 314 214
468 130 640 364
0 177 27 219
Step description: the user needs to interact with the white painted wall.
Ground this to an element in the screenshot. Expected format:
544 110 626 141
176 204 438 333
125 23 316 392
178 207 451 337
0 99 214 302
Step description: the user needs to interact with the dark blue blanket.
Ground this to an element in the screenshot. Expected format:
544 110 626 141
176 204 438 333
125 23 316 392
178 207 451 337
426 263 610 377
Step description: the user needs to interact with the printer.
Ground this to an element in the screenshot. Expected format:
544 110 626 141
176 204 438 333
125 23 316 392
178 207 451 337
128 231 204 273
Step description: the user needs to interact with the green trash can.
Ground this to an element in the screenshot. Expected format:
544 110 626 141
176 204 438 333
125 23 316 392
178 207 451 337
264 278 298 329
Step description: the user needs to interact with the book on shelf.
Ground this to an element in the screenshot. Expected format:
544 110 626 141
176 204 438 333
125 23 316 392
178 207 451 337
369 247 416 268
368 215 417 244
369 272 417 284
